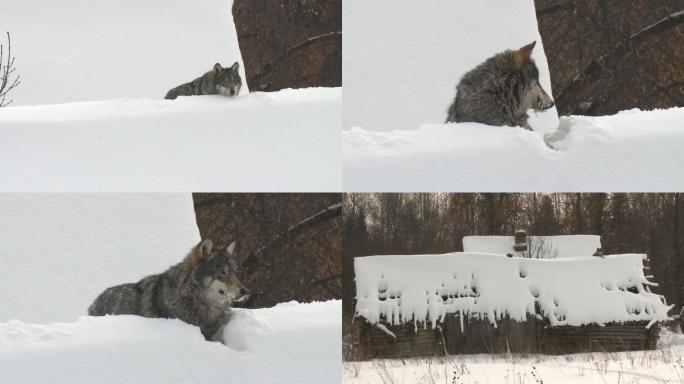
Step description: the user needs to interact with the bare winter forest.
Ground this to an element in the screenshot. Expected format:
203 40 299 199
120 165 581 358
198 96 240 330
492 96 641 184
343 193 684 318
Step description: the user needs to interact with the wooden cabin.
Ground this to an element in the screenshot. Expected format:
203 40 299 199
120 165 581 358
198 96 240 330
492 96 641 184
349 234 670 360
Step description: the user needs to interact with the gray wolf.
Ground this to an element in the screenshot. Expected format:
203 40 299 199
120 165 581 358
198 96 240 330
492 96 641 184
165 62 242 100
88 239 250 342
446 41 555 130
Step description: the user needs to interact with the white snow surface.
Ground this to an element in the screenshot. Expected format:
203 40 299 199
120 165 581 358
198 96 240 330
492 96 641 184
0 194 342 383
0 300 341 384
1 0 247 105
343 0 559 133
463 235 602 258
0 88 342 191
354 253 670 329
343 108 684 191
0 194 200 323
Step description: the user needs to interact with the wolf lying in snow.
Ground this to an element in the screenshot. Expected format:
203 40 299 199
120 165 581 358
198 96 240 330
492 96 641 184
88 238 250 342
446 41 555 130
165 62 242 100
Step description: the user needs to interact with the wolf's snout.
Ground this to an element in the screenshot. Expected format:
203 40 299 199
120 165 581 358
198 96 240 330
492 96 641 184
230 89 236 96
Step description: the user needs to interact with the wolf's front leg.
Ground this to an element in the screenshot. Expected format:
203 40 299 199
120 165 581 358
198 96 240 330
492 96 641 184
209 324 227 344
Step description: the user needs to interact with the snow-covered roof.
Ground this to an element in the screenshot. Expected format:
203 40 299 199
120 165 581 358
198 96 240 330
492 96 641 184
462 235 602 258
355 252 671 330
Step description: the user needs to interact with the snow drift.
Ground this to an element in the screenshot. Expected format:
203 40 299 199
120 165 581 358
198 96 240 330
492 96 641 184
0 300 341 384
0 88 342 192
355 253 671 330
343 107 684 191
0 194 342 383
343 0 559 133
463 235 602 259
1 0 246 105
0 194 200 323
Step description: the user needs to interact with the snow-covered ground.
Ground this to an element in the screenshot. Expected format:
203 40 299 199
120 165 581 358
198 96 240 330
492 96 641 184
342 0 684 192
343 108 684 191
0 194 341 383
343 331 684 384
343 0 559 134
0 300 341 384
0 88 341 191
0 194 200 322
0 0 341 192
1 0 247 105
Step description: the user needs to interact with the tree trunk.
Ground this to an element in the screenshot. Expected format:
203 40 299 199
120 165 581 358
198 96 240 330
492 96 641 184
231 0 342 92
192 193 342 308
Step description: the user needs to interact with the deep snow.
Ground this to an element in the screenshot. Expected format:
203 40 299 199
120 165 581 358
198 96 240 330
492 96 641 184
354 253 670 329
0 194 200 323
0 194 342 383
343 108 684 191
0 88 342 191
0 301 341 384
1 0 247 105
343 0 559 134
0 0 341 192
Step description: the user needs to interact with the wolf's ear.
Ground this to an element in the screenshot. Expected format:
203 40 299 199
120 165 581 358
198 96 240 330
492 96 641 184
213 63 223 73
199 238 214 257
513 41 536 70
226 240 236 256
230 62 239 72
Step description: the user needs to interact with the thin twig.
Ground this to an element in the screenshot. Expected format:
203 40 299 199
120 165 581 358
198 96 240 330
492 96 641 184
0 32 21 107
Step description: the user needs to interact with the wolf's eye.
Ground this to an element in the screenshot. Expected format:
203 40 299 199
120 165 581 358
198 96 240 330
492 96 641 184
218 269 226 276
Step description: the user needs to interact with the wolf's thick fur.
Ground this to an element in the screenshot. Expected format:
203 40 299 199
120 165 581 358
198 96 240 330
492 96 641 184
88 239 250 342
446 41 554 129
165 62 242 100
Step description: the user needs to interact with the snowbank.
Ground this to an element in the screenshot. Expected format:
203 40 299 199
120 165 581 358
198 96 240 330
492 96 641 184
1 0 246 105
463 235 602 258
0 194 200 323
343 0 559 133
343 108 684 191
0 300 341 384
0 88 341 191
355 253 670 329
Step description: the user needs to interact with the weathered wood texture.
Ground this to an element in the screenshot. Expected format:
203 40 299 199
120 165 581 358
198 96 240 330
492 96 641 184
541 321 659 354
231 0 342 92
192 193 342 308
350 316 660 360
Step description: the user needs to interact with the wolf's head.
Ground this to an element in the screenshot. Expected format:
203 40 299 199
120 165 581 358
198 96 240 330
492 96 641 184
192 238 250 308
511 41 555 112
213 62 242 97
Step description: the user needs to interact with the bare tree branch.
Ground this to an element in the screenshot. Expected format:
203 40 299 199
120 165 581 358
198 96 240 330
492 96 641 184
0 32 21 108
554 11 684 113
242 202 342 267
248 31 342 88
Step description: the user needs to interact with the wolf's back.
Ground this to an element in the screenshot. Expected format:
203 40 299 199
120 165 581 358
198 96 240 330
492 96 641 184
88 283 142 316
